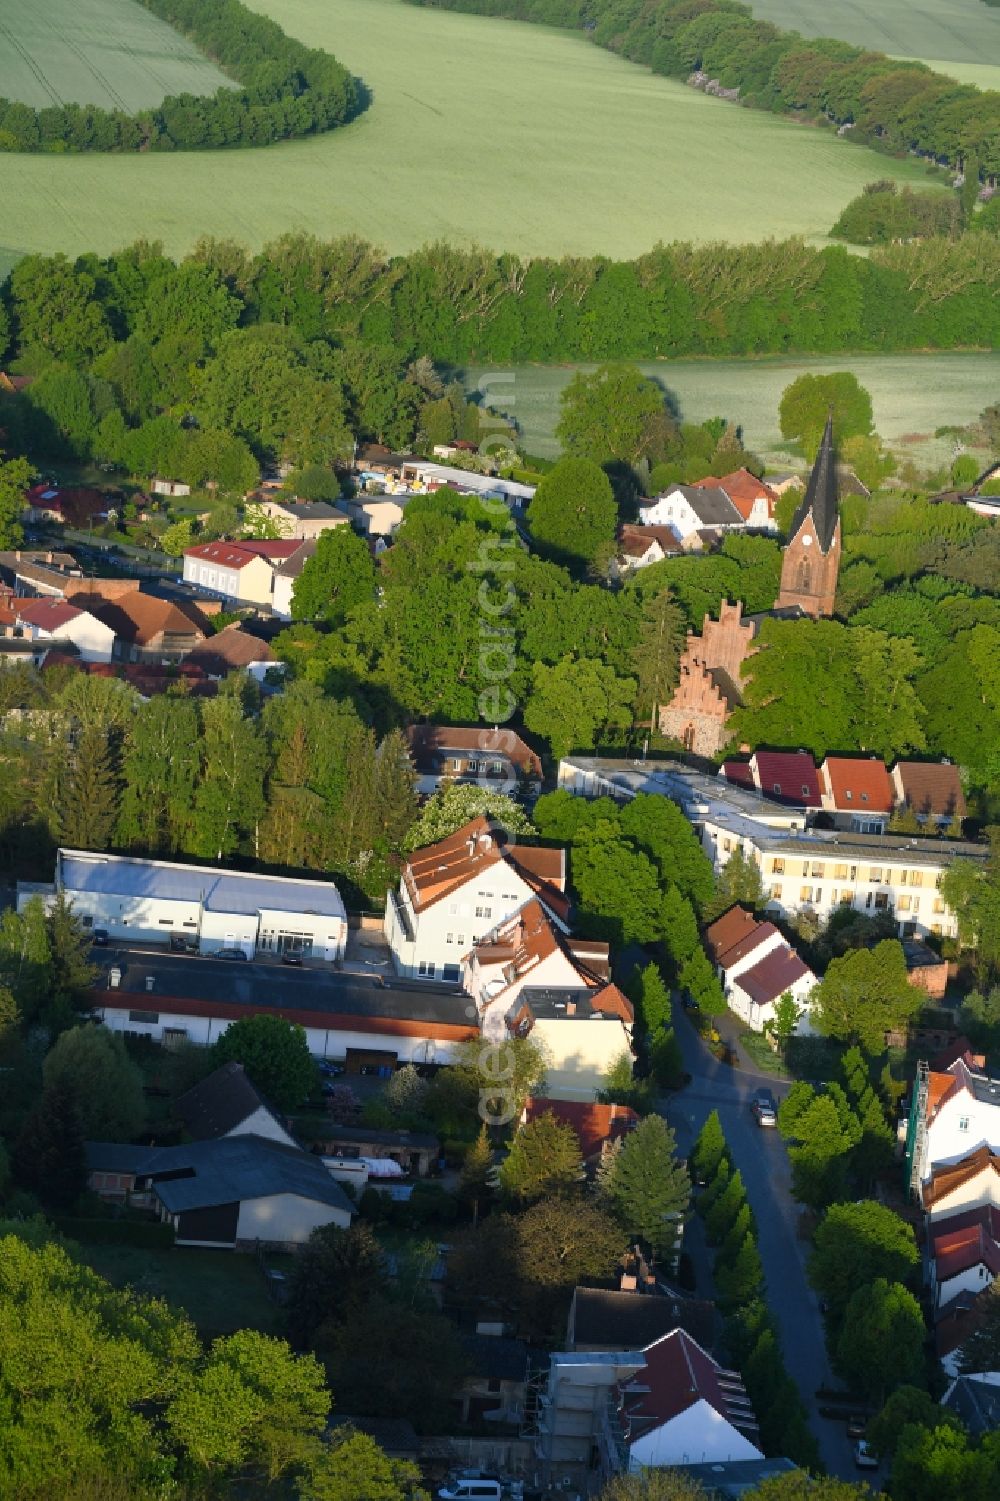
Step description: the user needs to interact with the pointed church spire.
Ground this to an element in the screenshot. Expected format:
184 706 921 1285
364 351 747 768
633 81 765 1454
789 413 838 553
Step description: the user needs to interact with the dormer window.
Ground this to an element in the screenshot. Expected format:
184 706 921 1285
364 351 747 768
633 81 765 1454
861 792 869 803
845 791 853 801
773 783 781 794
801 785 809 796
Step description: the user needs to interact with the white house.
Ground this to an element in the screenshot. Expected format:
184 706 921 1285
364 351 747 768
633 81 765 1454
930 1207 1000 1311
31 849 348 960
14 598 115 664
257 498 351 540
464 898 612 1043
924 1145 1000 1225
86 1134 354 1250
406 724 543 800
918 1053 1000 1181
182 540 302 607
614 1330 762 1471
638 485 743 543
702 906 815 1035
506 984 634 1101
384 816 569 983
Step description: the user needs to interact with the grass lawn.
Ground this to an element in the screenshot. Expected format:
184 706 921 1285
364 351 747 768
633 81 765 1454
463 351 1000 465
748 0 1000 89
738 1029 789 1077
0 0 953 275
77 1240 286 1337
0 0 229 111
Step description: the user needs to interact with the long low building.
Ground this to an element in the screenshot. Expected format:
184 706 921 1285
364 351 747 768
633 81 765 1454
91 953 478 1069
558 756 987 942
24 850 348 961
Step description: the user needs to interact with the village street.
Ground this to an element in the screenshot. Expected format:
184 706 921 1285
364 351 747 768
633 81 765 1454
661 1004 862 1482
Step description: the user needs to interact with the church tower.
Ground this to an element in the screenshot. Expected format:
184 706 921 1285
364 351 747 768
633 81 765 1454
775 415 841 618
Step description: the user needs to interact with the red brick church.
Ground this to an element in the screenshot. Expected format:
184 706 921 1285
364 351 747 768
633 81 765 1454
775 415 841 617
658 420 841 755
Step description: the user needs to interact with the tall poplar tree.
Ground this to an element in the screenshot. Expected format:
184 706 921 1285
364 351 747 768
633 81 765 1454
190 685 268 861
116 695 201 854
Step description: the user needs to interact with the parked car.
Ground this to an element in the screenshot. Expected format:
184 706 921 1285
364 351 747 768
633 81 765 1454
217 947 248 962
169 933 197 954
281 951 304 967
846 1414 869 1439
854 1439 878 1470
437 1479 502 1501
320 1061 345 1078
91 928 109 947
751 1088 778 1127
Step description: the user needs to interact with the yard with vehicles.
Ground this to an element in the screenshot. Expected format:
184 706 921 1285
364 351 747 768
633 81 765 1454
0 0 954 279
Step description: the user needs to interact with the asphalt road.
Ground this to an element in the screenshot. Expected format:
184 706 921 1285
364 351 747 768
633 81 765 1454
662 1002 862 1481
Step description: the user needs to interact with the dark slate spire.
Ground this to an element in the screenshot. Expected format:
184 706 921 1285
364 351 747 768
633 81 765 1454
788 414 839 553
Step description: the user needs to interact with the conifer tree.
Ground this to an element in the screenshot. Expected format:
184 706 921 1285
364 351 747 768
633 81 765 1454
715 1233 764 1303
52 721 119 850
719 1200 755 1265
498 1112 584 1204
602 1116 691 1257
13 1076 87 1210
691 1110 727 1183
705 1168 747 1244
459 1124 495 1223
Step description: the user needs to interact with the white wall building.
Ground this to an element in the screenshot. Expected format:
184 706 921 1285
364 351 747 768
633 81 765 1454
384 816 569 983
558 757 985 943
29 849 348 960
507 985 634 1100
638 485 743 542
14 598 115 663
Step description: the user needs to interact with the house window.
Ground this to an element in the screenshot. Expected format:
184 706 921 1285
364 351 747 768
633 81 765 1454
861 792 869 803
456 935 465 947
910 871 924 888
850 866 857 880
771 858 785 876
869 868 883 883
446 933 454 945
417 961 436 978
840 891 852 904
475 906 492 919
801 784 810 797
128 1009 158 1025
959 1116 970 1133
799 885 813 902
442 964 461 983
770 884 782 900
934 898 946 915
897 895 912 913
835 865 848 880
845 790 853 801
874 893 889 910
80 915 93 929
773 783 782 795
723 838 733 853
865 893 873 909
811 864 825 878
492 761 505 775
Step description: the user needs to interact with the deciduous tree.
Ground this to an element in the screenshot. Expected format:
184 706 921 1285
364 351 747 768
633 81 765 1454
497 1111 584 1203
812 940 922 1053
213 1014 317 1109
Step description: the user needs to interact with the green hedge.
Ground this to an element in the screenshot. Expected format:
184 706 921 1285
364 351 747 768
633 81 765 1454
55 1217 176 1248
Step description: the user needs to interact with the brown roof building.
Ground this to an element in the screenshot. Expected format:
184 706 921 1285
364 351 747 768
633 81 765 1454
406 724 542 797
892 761 966 825
80 593 211 663
185 625 275 678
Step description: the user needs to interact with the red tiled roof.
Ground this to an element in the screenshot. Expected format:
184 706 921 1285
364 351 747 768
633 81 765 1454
893 761 967 819
81 593 209 646
184 540 300 570
693 468 776 522
703 906 760 965
722 760 755 789
617 523 682 559
16 598 84 630
736 945 812 1008
404 819 567 920
717 922 781 973
185 626 273 673
923 1145 1000 1208
406 724 542 779
523 1097 638 1160
622 1330 738 1432
820 756 894 814
750 750 821 806
934 1220 1000 1284
236 540 302 560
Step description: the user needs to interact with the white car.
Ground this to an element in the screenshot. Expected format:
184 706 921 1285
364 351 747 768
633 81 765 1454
854 1439 879 1469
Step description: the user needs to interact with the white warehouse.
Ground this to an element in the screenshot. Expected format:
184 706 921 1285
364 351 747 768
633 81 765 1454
25 850 348 961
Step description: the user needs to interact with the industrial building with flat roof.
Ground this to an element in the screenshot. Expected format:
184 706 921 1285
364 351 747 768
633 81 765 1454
23 850 348 961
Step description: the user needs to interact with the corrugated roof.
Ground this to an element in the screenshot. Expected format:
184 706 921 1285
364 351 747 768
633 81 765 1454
59 850 345 920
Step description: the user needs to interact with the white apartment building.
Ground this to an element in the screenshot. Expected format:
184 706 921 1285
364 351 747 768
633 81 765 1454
384 816 569 982
558 757 986 942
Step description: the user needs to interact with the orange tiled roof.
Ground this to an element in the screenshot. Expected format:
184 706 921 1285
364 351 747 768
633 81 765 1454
523 1097 638 1159
820 756 894 814
923 1145 1000 1207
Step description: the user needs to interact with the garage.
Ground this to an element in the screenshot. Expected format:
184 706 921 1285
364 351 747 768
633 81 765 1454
345 1047 398 1078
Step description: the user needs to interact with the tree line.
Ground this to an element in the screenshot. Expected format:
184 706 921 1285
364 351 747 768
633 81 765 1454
0 0 360 155
407 0 1000 179
2 234 1000 386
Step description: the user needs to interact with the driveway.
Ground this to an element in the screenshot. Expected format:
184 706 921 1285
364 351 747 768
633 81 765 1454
662 1002 860 1480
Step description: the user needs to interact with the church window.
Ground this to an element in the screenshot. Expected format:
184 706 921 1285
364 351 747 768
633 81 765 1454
797 561 812 592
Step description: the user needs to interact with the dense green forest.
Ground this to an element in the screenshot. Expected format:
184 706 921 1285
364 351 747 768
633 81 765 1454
0 0 360 153
406 0 1000 179
1 234 998 381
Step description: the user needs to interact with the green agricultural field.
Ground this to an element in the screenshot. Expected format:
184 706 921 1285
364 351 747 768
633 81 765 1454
0 0 951 276
0 0 230 112
748 0 1000 89
463 352 1000 464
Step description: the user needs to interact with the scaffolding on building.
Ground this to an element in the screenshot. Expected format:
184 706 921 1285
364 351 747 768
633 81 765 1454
906 1059 930 1198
